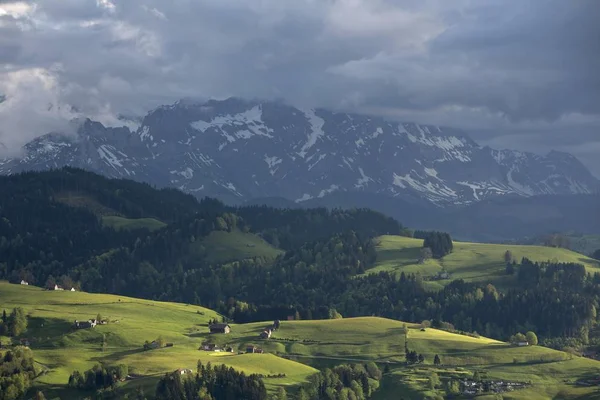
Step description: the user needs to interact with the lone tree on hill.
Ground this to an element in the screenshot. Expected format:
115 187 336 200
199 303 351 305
434 354 441 366
525 331 538 346
504 250 514 264
592 249 600 261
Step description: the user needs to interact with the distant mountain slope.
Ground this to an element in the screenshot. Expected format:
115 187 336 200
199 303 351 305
1 98 598 207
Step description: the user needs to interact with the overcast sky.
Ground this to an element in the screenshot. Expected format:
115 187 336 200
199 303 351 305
1 0 599 176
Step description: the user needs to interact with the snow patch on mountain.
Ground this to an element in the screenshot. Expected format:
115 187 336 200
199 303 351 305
264 155 282 175
170 168 194 179
355 167 373 188
424 167 439 180
97 145 124 170
298 109 325 158
319 184 339 198
191 106 273 149
296 193 313 203
1 98 598 206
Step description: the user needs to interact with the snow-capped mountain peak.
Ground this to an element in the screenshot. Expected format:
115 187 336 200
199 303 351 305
1 98 598 206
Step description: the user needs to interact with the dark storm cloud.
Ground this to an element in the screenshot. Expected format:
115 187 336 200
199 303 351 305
0 0 598 175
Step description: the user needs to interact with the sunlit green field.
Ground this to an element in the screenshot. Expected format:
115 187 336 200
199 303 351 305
2 282 599 399
369 235 600 290
101 215 167 231
195 317 600 399
196 230 284 264
0 282 314 399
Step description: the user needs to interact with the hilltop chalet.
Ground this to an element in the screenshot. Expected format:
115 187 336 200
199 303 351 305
209 323 231 334
74 319 98 329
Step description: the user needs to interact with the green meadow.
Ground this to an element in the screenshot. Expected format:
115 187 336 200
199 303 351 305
0 282 314 398
101 216 167 232
2 277 600 399
369 235 600 290
195 230 284 264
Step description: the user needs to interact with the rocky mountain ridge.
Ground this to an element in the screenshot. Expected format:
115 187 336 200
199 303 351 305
1 97 598 206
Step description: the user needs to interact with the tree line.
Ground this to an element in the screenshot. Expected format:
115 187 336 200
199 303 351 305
0 308 27 337
0 347 36 400
297 362 382 400
155 361 267 400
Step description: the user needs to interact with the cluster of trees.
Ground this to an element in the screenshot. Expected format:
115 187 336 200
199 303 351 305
0 308 27 337
297 363 382 400
509 332 539 346
422 232 453 259
234 206 404 251
542 234 571 249
592 249 600 261
517 258 587 290
68 363 129 391
155 361 267 400
0 347 36 400
143 337 166 350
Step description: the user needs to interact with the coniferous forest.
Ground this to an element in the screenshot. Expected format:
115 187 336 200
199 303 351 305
1 168 600 350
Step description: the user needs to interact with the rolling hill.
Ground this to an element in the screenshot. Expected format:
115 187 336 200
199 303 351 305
0 282 316 399
369 235 600 290
2 282 599 400
197 230 283 265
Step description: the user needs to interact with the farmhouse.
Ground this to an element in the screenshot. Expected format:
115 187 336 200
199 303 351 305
177 368 193 375
74 319 97 329
54 284 64 291
20 280 28 285
200 343 225 352
209 323 231 334
246 345 264 354
260 328 272 339
517 341 529 347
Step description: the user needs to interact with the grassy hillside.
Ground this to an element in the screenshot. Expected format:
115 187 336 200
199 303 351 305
101 215 167 232
369 235 600 290
0 282 315 399
195 230 284 264
194 317 600 399
1 282 599 399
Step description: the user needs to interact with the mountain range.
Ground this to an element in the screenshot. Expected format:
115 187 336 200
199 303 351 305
1 97 598 205
1 97 598 240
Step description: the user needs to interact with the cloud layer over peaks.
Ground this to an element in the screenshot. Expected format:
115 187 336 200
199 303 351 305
0 0 599 174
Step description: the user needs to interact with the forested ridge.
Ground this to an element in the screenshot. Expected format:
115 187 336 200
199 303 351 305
1 168 600 349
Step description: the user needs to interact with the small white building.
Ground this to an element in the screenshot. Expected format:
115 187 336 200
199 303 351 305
517 341 529 347
54 284 64 291
20 280 29 285
177 368 193 375
70 287 76 292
